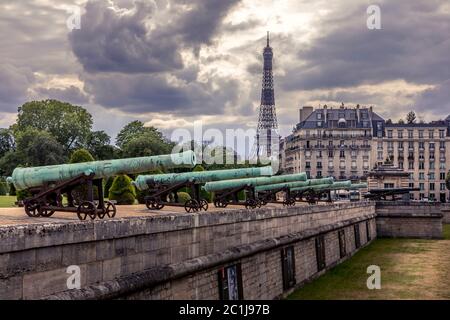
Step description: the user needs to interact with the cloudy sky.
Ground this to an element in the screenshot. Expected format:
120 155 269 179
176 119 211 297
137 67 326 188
0 0 449 147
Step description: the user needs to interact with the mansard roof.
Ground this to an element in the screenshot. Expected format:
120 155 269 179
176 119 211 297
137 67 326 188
297 106 383 130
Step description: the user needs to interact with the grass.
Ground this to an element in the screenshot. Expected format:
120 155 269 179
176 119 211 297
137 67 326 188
443 224 450 240
0 195 17 208
288 231 450 300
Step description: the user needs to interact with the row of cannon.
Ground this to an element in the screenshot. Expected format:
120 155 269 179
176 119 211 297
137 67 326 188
6 150 367 220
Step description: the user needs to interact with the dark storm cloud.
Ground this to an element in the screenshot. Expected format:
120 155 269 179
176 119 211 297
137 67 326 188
281 0 450 91
414 80 450 117
0 64 34 112
70 0 241 73
35 86 90 105
82 72 240 116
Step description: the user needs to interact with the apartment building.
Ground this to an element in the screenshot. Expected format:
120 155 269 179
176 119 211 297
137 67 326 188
282 107 450 202
373 121 450 202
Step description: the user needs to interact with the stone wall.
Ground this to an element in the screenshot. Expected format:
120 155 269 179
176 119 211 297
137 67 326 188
0 202 376 300
376 202 443 239
442 204 450 224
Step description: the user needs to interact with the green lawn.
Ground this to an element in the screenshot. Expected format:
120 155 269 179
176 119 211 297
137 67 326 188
288 228 450 300
0 195 17 208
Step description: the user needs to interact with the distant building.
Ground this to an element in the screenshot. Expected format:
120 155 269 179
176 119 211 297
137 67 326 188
281 104 450 202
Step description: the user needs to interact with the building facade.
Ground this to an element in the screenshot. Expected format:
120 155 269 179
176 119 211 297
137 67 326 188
282 105 450 202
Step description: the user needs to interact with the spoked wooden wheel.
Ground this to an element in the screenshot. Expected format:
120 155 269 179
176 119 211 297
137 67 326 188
77 201 96 220
145 198 164 210
24 199 41 217
199 199 209 211
184 199 199 213
39 208 56 217
105 201 116 218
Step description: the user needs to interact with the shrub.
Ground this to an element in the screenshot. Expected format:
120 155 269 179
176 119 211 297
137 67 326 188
9 183 16 196
69 149 95 163
446 171 450 191
135 169 165 204
69 149 98 202
17 189 32 201
0 182 8 196
109 175 136 205
176 192 191 204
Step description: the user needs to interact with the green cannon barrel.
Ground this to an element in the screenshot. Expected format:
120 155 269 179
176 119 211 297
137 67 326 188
133 166 273 191
348 183 368 190
255 177 334 192
7 151 196 191
203 172 307 192
291 180 352 193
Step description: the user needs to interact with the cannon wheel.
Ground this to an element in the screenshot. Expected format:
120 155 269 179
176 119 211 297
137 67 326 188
199 199 208 211
214 199 228 208
105 201 117 218
24 199 41 217
184 199 199 213
256 199 262 208
259 199 267 206
245 199 257 209
77 201 96 220
145 198 164 210
39 208 56 217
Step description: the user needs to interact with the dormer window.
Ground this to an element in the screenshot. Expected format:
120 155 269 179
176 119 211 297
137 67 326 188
317 113 322 120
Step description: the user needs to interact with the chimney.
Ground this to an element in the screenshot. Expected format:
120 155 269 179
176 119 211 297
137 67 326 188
299 106 314 122
324 105 328 124
356 104 360 123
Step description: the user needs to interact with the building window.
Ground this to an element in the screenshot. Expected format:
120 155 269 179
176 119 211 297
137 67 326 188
315 235 326 271
218 264 243 300
419 183 425 191
419 162 425 170
377 141 383 150
340 150 345 158
281 246 296 290
398 130 403 138
378 151 383 160
440 172 446 180
408 130 413 138
430 162 435 170
441 183 446 191
338 230 346 258
439 130 445 138
317 113 322 120
419 130 424 138
409 141 414 149
430 183 435 191
366 221 371 242
399 162 403 169
429 172 435 180
408 161 414 170
419 172 425 180
354 224 361 249
305 162 311 169
384 183 395 189
328 150 334 157
328 160 334 169
429 130 434 139
387 130 393 138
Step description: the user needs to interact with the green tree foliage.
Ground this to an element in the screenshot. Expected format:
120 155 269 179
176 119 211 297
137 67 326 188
13 100 93 152
0 128 15 158
9 183 16 196
446 171 450 191
0 151 23 176
69 148 95 163
109 175 136 205
0 182 8 196
17 189 32 201
176 192 191 204
15 129 65 166
406 111 417 124
117 121 173 157
85 130 116 160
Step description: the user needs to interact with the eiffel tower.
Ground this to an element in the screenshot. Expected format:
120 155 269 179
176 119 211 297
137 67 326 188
253 32 279 162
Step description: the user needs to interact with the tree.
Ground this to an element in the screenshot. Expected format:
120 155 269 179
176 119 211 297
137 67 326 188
386 119 393 124
108 175 136 205
0 128 15 158
120 131 173 158
446 171 450 191
15 129 65 166
13 100 93 152
116 121 172 149
0 151 24 176
398 119 405 124
85 130 116 160
406 111 417 124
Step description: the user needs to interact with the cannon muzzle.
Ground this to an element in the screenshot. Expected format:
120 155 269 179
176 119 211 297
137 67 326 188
8 151 196 190
133 166 273 191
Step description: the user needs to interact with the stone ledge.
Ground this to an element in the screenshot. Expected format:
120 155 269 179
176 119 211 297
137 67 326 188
0 202 374 254
43 213 376 300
